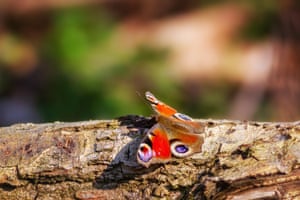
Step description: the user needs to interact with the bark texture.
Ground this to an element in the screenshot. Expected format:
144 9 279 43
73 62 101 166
0 116 300 199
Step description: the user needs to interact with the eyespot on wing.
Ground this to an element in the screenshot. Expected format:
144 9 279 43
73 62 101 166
175 144 189 154
137 125 172 167
137 143 153 163
173 112 193 121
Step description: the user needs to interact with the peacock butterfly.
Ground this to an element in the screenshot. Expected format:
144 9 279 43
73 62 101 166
137 91 204 167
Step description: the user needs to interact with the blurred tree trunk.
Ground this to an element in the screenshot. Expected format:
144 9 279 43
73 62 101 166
270 0 300 121
0 116 300 199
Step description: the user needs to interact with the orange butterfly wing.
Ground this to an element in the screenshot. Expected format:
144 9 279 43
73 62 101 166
137 91 204 167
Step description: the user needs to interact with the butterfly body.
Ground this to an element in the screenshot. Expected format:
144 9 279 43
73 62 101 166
137 92 204 167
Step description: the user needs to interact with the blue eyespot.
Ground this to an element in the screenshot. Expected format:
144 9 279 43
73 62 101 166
138 145 153 162
175 145 189 154
173 113 193 121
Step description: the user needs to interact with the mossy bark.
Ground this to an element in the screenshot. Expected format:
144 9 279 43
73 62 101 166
0 116 300 199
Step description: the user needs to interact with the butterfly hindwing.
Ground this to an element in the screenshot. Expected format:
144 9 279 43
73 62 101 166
137 124 171 167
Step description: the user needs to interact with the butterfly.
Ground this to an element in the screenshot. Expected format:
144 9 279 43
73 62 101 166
137 91 204 167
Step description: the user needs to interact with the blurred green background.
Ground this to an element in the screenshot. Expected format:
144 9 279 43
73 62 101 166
0 0 299 126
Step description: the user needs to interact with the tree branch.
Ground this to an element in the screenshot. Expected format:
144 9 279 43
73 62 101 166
0 116 299 199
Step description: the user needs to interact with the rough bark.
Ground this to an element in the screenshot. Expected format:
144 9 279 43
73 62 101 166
0 116 300 200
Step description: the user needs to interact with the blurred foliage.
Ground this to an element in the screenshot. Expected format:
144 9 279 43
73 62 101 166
1 0 296 125
38 5 235 121
254 95 274 121
40 8 179 121
38 7 254 122
199 0 279 40
239 0 279 40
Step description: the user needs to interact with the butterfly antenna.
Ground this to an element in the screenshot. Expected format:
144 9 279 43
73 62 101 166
136 91 156 112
